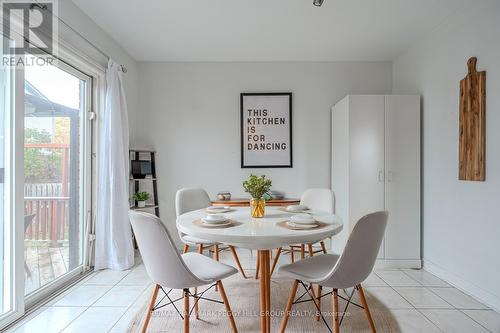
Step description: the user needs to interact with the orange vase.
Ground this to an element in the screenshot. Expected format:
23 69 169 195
250 198 265 218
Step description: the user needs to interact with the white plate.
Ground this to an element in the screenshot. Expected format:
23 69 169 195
286 205 309 212
201 220 232 228
287 221 318 229
290 214 316 225
206 206 231 213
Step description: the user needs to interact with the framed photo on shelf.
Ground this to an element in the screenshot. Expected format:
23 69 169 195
240 93 292 168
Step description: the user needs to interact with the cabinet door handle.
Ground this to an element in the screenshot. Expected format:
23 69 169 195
378 170 385 182
387 171 393 182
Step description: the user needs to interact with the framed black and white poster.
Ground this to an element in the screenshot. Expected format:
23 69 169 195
241 93 292 168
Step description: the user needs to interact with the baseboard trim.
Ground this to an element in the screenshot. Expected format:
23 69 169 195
374 259 422 269
423 259 500 313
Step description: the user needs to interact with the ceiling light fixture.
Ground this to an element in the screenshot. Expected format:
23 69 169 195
313 0 325 7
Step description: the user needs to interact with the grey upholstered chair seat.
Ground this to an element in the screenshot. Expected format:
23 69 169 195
279 253 340 283
182 252 237 282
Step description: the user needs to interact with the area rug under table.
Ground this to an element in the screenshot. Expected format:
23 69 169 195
127 272 399 332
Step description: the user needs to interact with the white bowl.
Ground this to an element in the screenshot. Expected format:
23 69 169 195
203 214 227 224
290 214 316 225
205 213 225 220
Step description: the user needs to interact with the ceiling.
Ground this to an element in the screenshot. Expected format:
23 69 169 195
71 0 475 62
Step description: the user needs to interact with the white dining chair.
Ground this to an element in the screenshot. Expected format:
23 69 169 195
259 188 334 279
295 188 334 256
129 210 238 333
176 187 247 278
278 211 388 333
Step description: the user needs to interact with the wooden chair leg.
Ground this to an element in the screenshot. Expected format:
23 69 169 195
142 284 159 333
279 279 299 333
229 245 247 278
198 244 204 254
290 247 295 263
270 247 282 276
315 285 322 321
357 284 376 333
183 244 189 253
332 289 340 333
183 288 190 333
255 255 260 279
320 241 327 254
213 244 219 261
214 244 219 291
218 281 238 332
300 244 305 259
194 287 199 320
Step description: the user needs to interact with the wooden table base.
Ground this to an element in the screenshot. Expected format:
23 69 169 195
258 250 271 333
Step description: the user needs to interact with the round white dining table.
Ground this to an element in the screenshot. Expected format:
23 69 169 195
176 206 343 333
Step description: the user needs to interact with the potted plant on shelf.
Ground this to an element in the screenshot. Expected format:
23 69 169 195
243 174 272 218
132 191 150 208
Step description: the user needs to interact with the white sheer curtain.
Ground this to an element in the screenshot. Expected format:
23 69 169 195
94 59 134 270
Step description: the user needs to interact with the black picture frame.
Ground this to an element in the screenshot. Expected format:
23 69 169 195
240 92 293 168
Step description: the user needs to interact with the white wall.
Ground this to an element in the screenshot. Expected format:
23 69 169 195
392 1 500 311
59 0 138 142
64 0 500 311
135 61 392 237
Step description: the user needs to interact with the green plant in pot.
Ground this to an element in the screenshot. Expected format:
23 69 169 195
132 191 150 208
243 174 272 218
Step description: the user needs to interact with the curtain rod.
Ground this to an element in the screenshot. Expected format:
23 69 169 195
31 1 127 73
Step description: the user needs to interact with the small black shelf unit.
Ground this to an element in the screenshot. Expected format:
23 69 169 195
129 149 160 217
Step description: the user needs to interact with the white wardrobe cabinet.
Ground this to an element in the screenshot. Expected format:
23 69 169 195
331 95 421 268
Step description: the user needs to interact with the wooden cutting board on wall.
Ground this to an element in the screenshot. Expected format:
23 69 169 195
459 57 486 181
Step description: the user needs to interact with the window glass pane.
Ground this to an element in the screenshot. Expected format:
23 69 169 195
23 60 87 296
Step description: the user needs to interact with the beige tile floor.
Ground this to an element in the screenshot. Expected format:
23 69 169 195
6 249 500 333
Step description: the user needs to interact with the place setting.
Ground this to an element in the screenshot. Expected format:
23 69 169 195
277 213 326 230
193 213 237 228
205 205 233 214
280 204 310 213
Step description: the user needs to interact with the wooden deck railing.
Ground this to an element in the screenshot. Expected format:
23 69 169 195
24 196 70 243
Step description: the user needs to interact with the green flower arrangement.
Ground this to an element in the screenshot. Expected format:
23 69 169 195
243 174 272 199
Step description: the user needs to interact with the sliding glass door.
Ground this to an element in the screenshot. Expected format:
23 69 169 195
23 57 92 300
1 44 94 328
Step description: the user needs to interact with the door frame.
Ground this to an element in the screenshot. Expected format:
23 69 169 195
0 40 25 328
